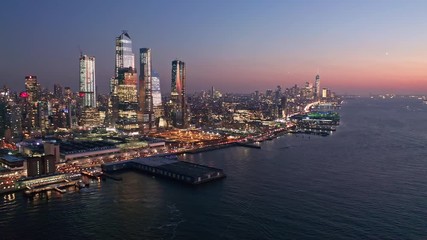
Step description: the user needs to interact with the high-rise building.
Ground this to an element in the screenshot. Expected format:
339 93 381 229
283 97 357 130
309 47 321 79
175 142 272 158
314 74 320 100
24 75 40 131
25 75 40 104
64 87 72 102
280 96 288 119
139 48 154 132
0 87 11 138
79 107 102 128
62 87 74 128
322 87 328 99
54 84 63 100
79 55 96 108
116 67 139 133
9 102 22 137
115 31 135 79
170 60 187 128
110 31 136 128
152 71 163 120
274 85 282 104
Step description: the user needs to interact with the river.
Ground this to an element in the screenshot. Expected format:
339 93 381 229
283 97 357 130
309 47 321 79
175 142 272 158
1 97 427 239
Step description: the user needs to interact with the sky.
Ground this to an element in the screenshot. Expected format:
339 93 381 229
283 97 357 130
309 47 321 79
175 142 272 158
1 0 427 95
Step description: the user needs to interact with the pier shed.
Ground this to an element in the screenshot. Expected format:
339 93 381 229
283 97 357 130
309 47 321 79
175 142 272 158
102 156 225 185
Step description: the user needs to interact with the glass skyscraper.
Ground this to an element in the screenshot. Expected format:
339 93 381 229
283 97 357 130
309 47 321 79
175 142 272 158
24 75 40 130
152 71 162 119
171 60 186 128
25 75 40 104
79 55 96 108
314 74 320 100
115 31 135 78
111 31 137 132
110 31 138 134
139 48 154 131
116 67 139 133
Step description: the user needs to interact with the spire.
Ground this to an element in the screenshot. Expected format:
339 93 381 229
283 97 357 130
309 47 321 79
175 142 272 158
121 30 131 39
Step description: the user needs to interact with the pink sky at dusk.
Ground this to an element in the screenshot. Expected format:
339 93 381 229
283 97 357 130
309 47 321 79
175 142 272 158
1 0 427 95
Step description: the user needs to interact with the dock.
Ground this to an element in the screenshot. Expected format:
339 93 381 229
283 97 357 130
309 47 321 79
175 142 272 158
235 142 261 149
184 143 235 154
102 156 225 185
184 141 262 154
24 180 79 196
81 171 102 179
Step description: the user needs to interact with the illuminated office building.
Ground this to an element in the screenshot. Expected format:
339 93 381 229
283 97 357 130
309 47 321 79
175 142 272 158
110 31 136 128
152 71 163 120
170 60 187 128
139 48 154 132
116 67 139 133
79 55 96 108
25 75 40 104
115 31 135 82
24 75 40 130
25 155 56 177
322 88 328 99
54 84 63 100
80 107 101 128
314 74 320 100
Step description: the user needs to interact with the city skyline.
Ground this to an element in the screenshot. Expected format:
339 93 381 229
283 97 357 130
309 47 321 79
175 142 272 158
1 0 427 95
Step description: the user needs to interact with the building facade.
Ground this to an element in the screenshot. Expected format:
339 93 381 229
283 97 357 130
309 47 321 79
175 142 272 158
170 60 187 128
116 67 139 133
115 31 135 81
314 74 320 100
110 31 136 129
152 71 163 120
24 75 40 131
79 55 96 108
139 48 155 132
25 155 56 177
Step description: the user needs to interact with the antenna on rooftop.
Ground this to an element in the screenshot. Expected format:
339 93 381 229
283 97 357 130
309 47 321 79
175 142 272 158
78 45 83 57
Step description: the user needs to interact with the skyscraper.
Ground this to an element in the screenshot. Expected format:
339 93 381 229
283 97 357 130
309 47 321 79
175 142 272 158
25 75 40 104
79 55 96 108
314 74 320 100
110 31 136 128
139 48 154 131
24 75 40 130
115 31 135 79
152 71 163 120
116 67 139 133
170 60 186 128
54 84 63 100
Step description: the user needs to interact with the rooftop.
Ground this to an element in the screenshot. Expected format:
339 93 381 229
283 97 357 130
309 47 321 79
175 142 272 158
1 155 25 163
60 141 118 154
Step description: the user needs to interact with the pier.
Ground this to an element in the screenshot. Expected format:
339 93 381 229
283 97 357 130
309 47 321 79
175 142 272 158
81 171 102 179
184 141 262 154
235 142 261 149
184 143 236 154
24 180 79 196
102 156 225 185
